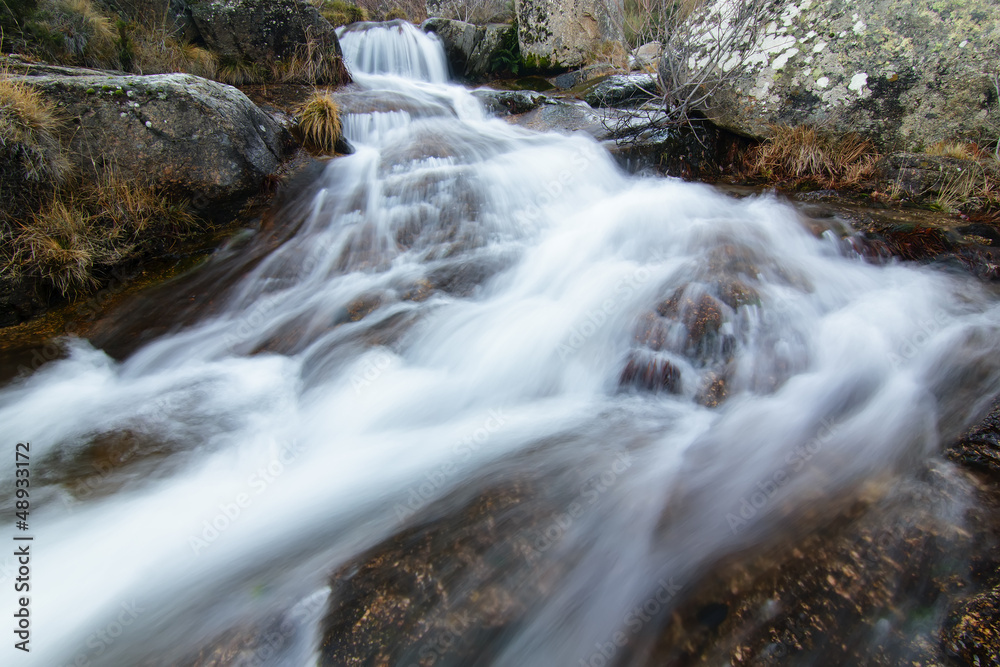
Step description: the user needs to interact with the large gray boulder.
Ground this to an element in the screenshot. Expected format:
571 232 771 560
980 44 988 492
189 0 343 64
421 18 513 80
14 63 289 215
685 0 1000 150
514 0 624 70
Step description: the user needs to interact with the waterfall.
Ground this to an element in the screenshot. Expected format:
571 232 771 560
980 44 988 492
2 21 999 667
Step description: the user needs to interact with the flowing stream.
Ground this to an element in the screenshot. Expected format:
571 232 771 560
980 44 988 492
3 20 1000 667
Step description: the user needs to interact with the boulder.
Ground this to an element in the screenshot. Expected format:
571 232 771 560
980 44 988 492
472 88 551 115
684 0 1000 150
13 63 289 216
581 73 657 107
630 40 661 71
513 0 624 70
189 0 344 64
421 18 514 80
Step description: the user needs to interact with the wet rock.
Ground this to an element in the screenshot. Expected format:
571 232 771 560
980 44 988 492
582 73 658 108
603 114 749 178
318 481 558 667
472 89 550 115
948 400 1000 479
685 0 1000 149
10 64 290 219
513 0 623 70
619 351 682 394
648 463 994 667
943 588 1000 667
508 100 608 139
422 19 514 81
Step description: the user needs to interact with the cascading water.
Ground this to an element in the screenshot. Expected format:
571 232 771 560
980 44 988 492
2 20 1000 667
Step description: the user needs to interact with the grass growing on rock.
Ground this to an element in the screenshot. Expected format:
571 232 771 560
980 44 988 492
0 68 68 183
1 75 198 296
311 0 368 26
9 172 197 296
745 124 878 189
295 91 342 155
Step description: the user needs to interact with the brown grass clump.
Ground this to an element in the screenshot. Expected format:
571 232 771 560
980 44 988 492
9 172 196 295
295 91 342 155
746 124 879 188
0 71 68 183
311 0 368 26
129 33 219 79
15 198 98 293
585 40 630 70
274 37 351 86
924 141 976 160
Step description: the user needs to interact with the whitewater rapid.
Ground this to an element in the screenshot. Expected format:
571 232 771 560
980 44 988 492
1 20 999 667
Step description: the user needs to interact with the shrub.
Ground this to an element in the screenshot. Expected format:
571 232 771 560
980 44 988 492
295 91 342 155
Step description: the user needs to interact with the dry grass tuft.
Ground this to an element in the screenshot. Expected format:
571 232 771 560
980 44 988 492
8 172 197 295
746 124 879 188
295 90 342 155
273 37 351 86
129 32 219 79
311 0 368 26
215 58 269 86
924 141 976 160
15 198 97 294
585 40 630 69
0 71 68 183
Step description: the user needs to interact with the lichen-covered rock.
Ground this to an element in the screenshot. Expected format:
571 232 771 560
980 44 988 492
514 0 624 70
14 65 289 216
189 0 345 65
421 18 514 80
685 0 1000 150
943 588 1000 667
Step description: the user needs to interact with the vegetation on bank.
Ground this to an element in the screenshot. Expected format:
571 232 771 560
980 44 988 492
0 0 358 86
1 72 197 296
740 125 1000 216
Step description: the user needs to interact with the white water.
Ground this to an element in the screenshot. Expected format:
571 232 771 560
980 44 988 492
2 21 1000 666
